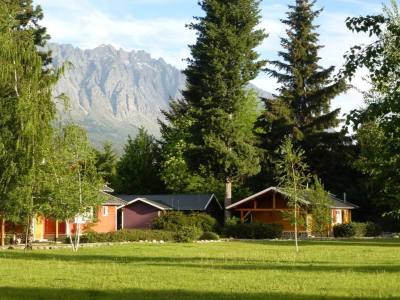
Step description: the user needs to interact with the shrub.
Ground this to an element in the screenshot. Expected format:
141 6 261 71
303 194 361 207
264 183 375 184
365 222 383 237
173 226 202 243
79 229 175 243
200 231 220 240
187 213 217 232
333 223 355 237
151 211 187 231
352 222 368 237
225 216 240 226
223 223 283 239
333 222 383 238
152 211 218 232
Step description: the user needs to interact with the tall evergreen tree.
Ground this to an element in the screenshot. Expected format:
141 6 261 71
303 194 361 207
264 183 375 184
182 0 267 215
115 128 164 194
256 0 351 194
94 142 117 186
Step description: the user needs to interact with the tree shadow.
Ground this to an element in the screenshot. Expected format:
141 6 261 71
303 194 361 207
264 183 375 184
2 251 399 274
246 239 400 248
0 287 396 300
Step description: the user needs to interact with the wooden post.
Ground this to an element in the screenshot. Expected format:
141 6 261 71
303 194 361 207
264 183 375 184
1 217 5 247
55 220 59 242
224 178 232 220
240 210 244 223
273 192 276 209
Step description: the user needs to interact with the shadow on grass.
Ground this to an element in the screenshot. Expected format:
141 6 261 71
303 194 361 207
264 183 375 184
247 239 400 248
0 287 396 300
1 251 400 274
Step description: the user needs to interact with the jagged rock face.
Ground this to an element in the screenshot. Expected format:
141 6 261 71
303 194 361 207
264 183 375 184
50 43 185 149
50 43 271 151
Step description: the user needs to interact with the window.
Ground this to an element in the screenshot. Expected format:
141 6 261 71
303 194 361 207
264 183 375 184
74 208 94 224
102 206 109 217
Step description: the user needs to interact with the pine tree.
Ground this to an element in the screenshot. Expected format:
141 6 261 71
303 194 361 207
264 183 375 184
14 0 52 67
94 142 117 185
115 128 164 194
183 0 267 215
256 0 349 192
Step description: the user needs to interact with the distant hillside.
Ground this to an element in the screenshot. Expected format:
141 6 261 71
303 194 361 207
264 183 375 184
50 44 272 150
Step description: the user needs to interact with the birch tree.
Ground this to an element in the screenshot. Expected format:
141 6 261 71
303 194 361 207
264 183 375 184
275 136 309 252
43 125 103 251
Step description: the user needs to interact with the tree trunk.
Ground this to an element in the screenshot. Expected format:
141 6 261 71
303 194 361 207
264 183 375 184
55 220 59 243
224 178 232 221
294 203 299 253
75 222 81 252
67 220 75 251
0 217 5 247
24 215 33 251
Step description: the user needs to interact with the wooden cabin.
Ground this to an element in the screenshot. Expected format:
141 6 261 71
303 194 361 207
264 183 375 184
226 187 358 236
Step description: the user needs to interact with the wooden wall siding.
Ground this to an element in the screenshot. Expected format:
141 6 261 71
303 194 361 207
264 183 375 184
234 191 309 231
123 201 161 229
34 216 45 240
252 211 307 231
44 219 66 235
90 206 117 233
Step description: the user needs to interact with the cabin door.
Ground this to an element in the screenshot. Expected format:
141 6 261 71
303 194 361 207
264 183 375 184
335 209 342 224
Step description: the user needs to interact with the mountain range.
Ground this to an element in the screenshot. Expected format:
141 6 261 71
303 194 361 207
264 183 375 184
50 43 271 151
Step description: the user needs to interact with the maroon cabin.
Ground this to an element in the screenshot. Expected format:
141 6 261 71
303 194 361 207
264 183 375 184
116 194 223 229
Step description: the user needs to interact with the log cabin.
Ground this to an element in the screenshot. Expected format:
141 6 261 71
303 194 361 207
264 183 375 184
226 187 358 236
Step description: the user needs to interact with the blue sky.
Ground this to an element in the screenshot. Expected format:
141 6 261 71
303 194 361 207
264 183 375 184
34 0 390 116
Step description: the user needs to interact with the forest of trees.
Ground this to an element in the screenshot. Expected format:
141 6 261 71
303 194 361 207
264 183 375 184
1 0 400 249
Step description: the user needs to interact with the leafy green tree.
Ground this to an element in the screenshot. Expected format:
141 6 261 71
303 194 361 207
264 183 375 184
43 125 103 251
307 176 332 237
256 0 349 193
275 136 309 252
0 1 60 248
94 142 117 186
115 128 164 194
182 0 266 215
344 1 400 219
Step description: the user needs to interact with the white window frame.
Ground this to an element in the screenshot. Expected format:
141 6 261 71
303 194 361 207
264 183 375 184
102 206 109 217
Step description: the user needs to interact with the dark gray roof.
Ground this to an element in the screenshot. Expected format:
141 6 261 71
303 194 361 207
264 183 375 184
329 194 359 209
114 194 220 211
102 192 127 206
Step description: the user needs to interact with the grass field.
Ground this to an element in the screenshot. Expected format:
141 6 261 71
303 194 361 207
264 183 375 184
0 239 399 300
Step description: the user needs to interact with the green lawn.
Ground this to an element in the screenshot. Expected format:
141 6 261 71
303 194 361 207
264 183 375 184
0 239 399 300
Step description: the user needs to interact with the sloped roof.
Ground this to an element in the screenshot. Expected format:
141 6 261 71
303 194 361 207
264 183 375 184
114 194 221 211
226 187 358 210
102 192 127 206
329 194 359 209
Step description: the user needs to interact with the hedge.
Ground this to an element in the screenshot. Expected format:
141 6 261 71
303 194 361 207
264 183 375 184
199 231 220 240
80 229 176 243
333 222 383 238
223 223 283 239
152 211 217 233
